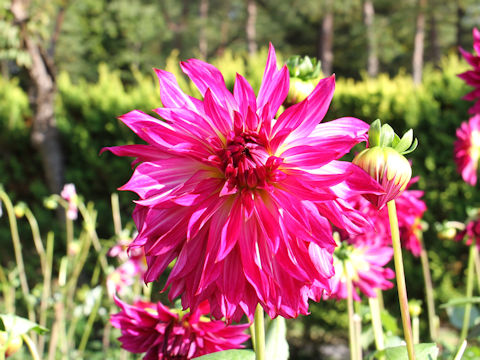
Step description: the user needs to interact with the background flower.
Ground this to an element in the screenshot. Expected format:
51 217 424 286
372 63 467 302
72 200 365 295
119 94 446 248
111 297 249 360
458 27 480 115
454 114 480 186
103 44 383 321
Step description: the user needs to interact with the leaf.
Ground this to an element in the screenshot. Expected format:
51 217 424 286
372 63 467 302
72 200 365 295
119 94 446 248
394 129 413 153
373 343 439 360
446 305 480 329
195 350 256 360
265 316 289 360
0 314 48 337
440 297 480 308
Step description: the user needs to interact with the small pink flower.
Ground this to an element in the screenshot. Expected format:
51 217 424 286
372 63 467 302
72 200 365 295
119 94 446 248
455 217 480 248
454 114 480 185
111 297 250 360
458 28 480 114
347 178 427 257
103 44 383 321
327 239 394 301
60 183 78 220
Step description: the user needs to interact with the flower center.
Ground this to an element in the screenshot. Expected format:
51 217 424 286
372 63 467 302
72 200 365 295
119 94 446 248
219 131 284 192
471 130 480 166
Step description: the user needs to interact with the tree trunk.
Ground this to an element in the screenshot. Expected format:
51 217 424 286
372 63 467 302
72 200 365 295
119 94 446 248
456 0 465 52
320 0 334 76
11 0 64 195
428 2 441 67
364 0 378 77
412 0 427 85
246 0 257 56
199 0 209 60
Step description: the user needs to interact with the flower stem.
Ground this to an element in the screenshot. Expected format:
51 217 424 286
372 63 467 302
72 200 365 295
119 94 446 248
369 296 385 351
253 304 266 360
387 200 415 360
345 266 357 360
22 334 41 360
419 235 438 341
459 243 476 343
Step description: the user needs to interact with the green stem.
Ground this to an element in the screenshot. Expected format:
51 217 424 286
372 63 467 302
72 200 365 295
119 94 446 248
387 200 415 360
459 243 476 343
412 316 419 344
345 266 357 360
38 232 54 358
369 296 385 351
66 215 73 260
24 207 46 275
253 304 266 360
0 189 35 324
78 288 103 354
454 340 467 360
473 247 480 298
419 235 438 341
111 193 123 237
353 314 362 360
22 334 41 360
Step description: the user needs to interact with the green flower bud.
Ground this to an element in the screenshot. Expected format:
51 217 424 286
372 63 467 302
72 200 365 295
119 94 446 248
353 120 417 210
285 55 323 106
408 300 422 317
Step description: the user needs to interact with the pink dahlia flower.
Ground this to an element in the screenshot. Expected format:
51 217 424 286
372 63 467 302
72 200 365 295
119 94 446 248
327 239 394 301
346 178 427 257
111 297 249 360
60 183 78 220
454 114 480 185
103 44 383 321
459 28 480 114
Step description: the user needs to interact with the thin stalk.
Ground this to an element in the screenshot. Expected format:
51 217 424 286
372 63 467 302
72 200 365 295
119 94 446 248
66 215 73 260
0 189 35 323
412 316 419 344
77 201 109 273
249 322 257 353
253 304 266 360
459 243 476 343
78 288 104 354
369 296 385 351
346 267 357 360
111 193 122 237
24 207 46 274
0 266 14 313
387 200 415 360
38 232 54 357
419 235 438 341
22 334 41 360
473 247 480 297
353 314 362 360
454 340 467 360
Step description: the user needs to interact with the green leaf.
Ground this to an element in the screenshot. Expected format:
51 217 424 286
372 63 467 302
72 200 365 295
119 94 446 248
373 343 439 360
379 123 394 147
446 305 480 329
440 297 480 308
368 119 382 147
0 314 48 337
401 137 418 155
394 129 413 153
195 350 255 360
265 317 289 360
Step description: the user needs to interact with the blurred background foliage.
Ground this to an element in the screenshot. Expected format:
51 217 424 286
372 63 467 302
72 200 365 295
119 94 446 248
1 0 480 357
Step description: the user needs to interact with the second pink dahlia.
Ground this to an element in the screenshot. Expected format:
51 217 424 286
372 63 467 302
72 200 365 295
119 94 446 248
454 114 480 185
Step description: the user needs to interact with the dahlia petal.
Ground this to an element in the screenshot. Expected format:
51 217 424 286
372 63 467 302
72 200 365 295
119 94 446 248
273 75 335 141
154 68 201 112
257 43 290 118
180 59 237 111
234 73 257 117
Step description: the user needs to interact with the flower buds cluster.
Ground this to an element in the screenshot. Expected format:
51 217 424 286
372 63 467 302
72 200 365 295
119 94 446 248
353 119 417 210
285 55 323 106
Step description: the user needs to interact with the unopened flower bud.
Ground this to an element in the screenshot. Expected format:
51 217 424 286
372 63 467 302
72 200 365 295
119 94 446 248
43 196 58 210
408 300 422 317
13 202 27 218
285 55 322 106
0 331 23 358
353 119 417 210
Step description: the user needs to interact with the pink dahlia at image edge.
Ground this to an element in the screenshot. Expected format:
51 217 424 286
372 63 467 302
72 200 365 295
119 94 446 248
102 43 384 322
